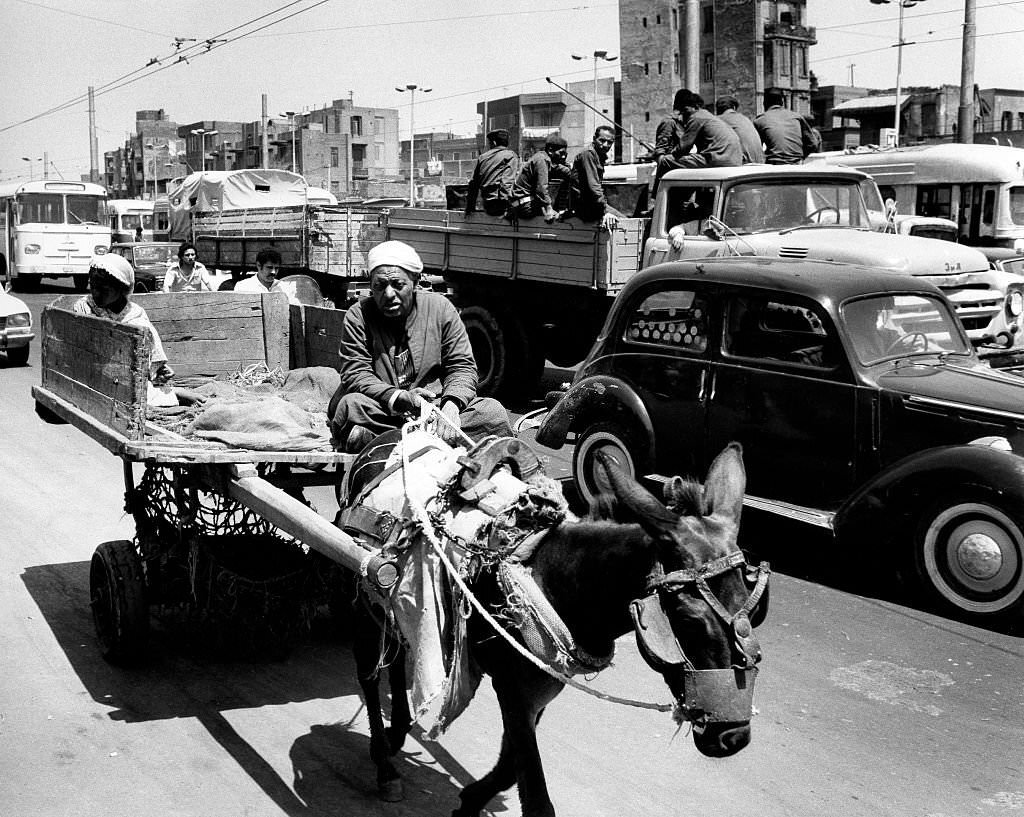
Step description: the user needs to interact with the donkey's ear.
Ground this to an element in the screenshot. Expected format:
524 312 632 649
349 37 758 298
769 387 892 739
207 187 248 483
703 443 746 523
597 451 678 535
662 475 687 510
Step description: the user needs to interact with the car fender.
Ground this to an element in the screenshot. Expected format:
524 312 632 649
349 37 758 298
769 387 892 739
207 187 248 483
535 374 655 461
833 443 1024 545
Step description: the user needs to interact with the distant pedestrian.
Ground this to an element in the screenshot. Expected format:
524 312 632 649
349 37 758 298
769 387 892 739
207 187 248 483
654 89 742 183
134 225 143 242
569 126 620 231
715 96 765 164
754 87 822 165
163 241 213 292
464 129 517 217
508 134 571 222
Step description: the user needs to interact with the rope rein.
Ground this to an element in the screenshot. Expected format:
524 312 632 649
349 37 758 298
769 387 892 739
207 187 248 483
395 407 673 712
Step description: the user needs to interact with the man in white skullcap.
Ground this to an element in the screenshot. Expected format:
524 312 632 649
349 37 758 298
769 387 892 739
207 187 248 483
328 239 513 451
72 254 174 384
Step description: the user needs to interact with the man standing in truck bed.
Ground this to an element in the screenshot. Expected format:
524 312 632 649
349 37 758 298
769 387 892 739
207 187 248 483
464 129 517 217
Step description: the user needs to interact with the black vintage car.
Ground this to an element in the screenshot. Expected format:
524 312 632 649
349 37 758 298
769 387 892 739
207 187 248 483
109 241 179 292
537 257 1024 626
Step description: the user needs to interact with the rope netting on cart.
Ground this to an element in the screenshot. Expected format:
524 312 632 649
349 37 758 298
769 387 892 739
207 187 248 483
132 464 344 657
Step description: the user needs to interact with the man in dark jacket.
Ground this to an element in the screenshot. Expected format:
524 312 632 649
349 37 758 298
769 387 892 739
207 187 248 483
754 87 821 164
328 240 512 451
464 129 517 216
569 126 619 230
715 96 765 164
654 89 742 182
508 135 571 222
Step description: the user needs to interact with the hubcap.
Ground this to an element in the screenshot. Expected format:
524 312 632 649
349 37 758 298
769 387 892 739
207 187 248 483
955 532 1004 580
577 430 635 504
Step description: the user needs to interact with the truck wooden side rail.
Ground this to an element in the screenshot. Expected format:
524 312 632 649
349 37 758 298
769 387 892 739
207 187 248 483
384 207 647 399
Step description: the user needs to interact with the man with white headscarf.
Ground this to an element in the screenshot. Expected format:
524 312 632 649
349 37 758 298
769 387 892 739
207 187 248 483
328 240 513 452
73 254 174 385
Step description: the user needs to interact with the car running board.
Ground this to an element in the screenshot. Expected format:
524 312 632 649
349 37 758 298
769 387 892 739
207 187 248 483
643 474 835 530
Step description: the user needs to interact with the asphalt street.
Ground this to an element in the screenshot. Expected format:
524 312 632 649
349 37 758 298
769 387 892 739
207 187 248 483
1 283 1022 817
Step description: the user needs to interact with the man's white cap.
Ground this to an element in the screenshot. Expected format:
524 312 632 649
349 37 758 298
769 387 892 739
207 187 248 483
368 240 423 275
89 253 135 288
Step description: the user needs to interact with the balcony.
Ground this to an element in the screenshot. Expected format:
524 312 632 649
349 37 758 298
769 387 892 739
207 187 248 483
764 22 816 44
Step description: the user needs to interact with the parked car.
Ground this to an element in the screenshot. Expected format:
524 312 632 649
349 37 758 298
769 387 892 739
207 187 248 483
980 246 1024 277
0 283 34 366
536 256 1024 626
109 242 179 292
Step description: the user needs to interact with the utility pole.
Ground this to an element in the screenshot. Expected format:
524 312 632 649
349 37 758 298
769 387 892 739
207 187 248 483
684 0 700 91
88 86 99 184
957 0 976 143
43 151 49 180
261 94 270 169
848 63 856 85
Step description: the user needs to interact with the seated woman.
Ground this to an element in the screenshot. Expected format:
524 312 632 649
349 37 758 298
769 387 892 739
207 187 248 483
73 254 174 386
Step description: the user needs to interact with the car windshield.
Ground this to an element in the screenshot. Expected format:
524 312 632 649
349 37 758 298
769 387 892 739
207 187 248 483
721 179 871 234
841 294 971 365
133 245 176 264
1001 257 1024 275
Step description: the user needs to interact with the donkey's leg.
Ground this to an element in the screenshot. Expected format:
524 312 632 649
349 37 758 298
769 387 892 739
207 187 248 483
353 622 404 801
385 643 413 755
454 669 563 817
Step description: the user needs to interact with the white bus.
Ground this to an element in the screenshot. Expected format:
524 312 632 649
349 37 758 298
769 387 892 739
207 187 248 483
107 198 154 243
809 143 1024 250
0 180 111 291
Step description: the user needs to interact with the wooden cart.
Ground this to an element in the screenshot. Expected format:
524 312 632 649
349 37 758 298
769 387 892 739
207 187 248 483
31 291 395 661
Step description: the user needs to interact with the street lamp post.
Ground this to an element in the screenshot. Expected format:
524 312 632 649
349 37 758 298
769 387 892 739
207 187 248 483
190 128 218 172
572 50 617 137
396 84 432 206
145 142 158 200
21 156 41 181
279 112 297 173
871 0 926 148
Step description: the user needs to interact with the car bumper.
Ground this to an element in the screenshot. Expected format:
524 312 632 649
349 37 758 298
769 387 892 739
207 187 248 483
1 330 34 350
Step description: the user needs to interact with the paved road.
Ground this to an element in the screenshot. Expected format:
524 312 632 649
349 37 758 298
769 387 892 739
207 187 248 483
2 284 1023 816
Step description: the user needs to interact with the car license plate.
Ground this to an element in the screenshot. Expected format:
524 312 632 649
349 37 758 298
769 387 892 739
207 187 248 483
63 266 76 274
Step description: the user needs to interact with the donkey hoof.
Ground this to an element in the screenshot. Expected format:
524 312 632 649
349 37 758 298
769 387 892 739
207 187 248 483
379 778 404 802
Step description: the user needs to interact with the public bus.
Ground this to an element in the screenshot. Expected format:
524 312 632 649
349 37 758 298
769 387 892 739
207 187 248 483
107 198 154 243
0 180 111 291
809 143 1024 250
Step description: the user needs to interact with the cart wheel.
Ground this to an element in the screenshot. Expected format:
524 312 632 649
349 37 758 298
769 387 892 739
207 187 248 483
90 540 149 663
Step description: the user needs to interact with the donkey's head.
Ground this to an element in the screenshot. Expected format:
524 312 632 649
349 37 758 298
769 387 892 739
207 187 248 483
598 443 770 758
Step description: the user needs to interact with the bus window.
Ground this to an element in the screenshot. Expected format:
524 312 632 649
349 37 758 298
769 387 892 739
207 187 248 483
1011 186 1024 227
917 185 952 220
67 194 104 225
983 190 995 225
142 214 154 229
121 214 142 230
17 193 63 224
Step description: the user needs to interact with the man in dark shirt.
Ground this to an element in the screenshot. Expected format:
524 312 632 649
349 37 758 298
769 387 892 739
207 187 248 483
569 126 619 230
715 96 765 164
654 89 742 182
508 135 571 222
464 129 517 216
753 87 821 165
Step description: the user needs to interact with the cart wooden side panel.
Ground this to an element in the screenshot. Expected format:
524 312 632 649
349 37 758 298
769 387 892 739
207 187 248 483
289 303 346 370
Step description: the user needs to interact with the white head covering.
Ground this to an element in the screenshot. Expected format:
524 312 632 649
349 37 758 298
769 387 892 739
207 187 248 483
89 253 135 288
368 240 424 276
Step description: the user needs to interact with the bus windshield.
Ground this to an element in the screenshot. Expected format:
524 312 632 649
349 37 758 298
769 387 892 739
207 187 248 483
1010 186 1024 227
67 195 105 225
16 192 106 225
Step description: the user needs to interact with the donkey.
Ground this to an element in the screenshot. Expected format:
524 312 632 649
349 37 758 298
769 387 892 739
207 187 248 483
342 437 769 817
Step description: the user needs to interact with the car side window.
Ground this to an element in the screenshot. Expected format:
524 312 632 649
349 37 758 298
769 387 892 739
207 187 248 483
665 186 717 237
724 294 836 368
624 287 709 353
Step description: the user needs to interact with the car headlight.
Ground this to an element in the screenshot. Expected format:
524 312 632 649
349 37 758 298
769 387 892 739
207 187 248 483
94 245 109 255
7 313 31 328
1008 290 1024 318
23 243 40 255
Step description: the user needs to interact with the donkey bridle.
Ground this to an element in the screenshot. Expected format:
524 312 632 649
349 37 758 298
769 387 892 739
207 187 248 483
630 549 771 727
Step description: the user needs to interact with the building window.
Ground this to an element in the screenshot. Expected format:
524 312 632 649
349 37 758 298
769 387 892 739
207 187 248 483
330 147 339 167
645 112 651 122
642 16 647 27
671 8 678 28
1003 111 1014 131
778 43 791 76
375 115 385 136
656 13 661 24
375 144 383 161
702 6 714 34
1018 112 1024 129
702 53 714 83
644 62 650 76
673 52 679 75
658 61 663 74
351 116 363 136
795 45 807 77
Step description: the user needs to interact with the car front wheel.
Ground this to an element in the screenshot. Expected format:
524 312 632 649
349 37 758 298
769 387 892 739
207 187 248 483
573 421 648 508
913 496 1024 624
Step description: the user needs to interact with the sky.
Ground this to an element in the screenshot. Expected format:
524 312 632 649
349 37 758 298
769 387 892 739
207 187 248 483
1 0 1022 184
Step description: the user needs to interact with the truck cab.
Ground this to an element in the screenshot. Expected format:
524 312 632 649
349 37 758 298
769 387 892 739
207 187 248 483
643 165 1024 358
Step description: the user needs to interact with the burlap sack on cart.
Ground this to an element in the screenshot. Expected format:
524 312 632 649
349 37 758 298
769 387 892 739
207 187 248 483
190 394 331 451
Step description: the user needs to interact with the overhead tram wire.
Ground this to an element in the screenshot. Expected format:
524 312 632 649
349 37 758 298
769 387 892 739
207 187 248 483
814 25 1024 65
0 0 330 135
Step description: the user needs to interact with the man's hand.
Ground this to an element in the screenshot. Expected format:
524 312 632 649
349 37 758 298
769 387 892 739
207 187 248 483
668 224 686 251
152 362 175 386
431 400 462 445
600 212 620 232
392 387 436 415
543 207 558 224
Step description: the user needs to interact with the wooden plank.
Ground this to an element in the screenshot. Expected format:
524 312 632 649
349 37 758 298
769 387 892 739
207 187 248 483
289 303 308 369
32 386 130 458
262 292 291 370
41 369 141 440
301 305 346 369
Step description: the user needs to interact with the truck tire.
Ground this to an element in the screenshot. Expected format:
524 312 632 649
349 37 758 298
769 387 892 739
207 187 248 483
5 346 29 366
461 304 544 401
13 274 41 293
913 492 1024 625
90 540 149 663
